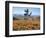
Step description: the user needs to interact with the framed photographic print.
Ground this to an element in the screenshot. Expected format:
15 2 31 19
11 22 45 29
5 1 45 37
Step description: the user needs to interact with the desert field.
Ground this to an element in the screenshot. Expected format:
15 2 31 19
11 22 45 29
13 17 40 31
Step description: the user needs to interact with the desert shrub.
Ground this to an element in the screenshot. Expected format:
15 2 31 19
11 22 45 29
32 27 35 30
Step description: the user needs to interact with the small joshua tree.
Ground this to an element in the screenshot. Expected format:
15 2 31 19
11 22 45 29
28 12 32 16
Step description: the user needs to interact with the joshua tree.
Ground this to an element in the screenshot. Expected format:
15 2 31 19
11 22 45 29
24 9 32 20
24 9 32 16
28 12 32 16
24 9 29 16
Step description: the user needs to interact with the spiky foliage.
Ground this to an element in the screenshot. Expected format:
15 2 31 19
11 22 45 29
24 9 29 16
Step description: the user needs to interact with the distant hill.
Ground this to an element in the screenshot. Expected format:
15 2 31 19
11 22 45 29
13 14 40 20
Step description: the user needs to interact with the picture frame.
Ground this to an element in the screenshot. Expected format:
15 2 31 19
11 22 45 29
5 1 45 37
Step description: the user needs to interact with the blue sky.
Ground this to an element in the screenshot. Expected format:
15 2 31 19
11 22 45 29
12 7 40 16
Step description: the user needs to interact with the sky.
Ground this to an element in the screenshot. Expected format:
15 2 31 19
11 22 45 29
12 7 40 16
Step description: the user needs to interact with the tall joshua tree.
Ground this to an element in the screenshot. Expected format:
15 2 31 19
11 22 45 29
24 9 32 20
24 9 32 16
24 9 29 16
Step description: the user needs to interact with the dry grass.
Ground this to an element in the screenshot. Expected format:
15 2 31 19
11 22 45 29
13 19 40 31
